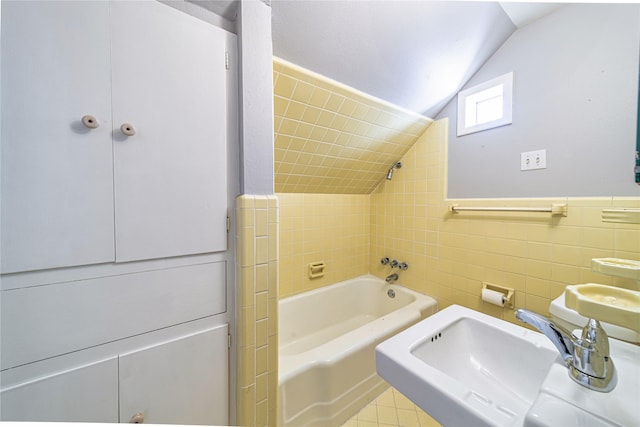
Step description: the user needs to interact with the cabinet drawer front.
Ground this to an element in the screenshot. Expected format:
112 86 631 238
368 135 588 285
1 262 226 369
119 325 229 425
1 357 119 422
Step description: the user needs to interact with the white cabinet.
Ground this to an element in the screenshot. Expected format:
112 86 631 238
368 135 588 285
0 358 119 422
1 326 228 424
1 262 226 370
1 1 115 273
1 0 229 273
119 326 229 425
110 1 228 263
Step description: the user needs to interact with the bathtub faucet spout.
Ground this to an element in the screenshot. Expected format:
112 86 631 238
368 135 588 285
385 273 398 283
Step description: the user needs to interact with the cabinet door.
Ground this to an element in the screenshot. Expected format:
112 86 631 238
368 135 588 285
119 325 229 425
110 1 228 263
0 358 119 422
1 262 226 370
0 1 115 273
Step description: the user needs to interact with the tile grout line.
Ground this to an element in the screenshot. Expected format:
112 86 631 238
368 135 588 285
341 387 442 427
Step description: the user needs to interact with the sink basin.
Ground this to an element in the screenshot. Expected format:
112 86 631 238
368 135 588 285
376 305 558 426
376 305 640 427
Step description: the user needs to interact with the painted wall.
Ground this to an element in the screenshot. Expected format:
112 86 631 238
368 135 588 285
238 0 274 195
441 4 640 198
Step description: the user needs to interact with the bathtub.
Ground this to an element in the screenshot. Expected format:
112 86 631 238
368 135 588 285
278 274 437 427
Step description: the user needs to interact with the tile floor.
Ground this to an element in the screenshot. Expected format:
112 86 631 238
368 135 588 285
341 387 442 427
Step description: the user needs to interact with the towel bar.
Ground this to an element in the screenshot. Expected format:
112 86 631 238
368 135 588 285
449 203 568 216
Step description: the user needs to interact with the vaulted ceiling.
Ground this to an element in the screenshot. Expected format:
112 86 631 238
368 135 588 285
270 1 562 118
192 1 562 119
191 0 565 193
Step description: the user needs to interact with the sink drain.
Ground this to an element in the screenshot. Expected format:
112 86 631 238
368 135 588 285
387 289 396 298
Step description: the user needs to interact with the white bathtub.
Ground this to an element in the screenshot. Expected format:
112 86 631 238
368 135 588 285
278 274 438 427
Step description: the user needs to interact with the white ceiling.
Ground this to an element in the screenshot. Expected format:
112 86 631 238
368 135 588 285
192 0 564 118
190 0 238 21
499 2 563 28
271 1 529 118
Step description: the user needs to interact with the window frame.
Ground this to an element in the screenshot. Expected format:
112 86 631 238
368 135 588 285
457 72 513 136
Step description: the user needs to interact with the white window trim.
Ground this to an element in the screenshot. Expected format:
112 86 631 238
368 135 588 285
457 72 513 136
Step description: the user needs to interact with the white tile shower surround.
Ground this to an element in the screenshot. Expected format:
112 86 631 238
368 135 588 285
341 387 441 427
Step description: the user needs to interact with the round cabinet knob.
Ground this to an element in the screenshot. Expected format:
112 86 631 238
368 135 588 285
120 123 136 136
129 412 144 424
81 115 99 129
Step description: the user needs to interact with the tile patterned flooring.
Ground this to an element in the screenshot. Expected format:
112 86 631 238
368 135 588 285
341 387 442 427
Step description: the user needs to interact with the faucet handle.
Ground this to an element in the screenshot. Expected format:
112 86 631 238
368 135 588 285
390 259 399 268
380 257 390 265
516 309 617 392
582 319 610 356
399 262 409 270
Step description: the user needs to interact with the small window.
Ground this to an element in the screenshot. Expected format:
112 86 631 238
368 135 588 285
457 72 513 136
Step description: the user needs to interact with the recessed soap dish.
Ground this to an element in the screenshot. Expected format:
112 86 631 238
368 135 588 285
591 258 640 287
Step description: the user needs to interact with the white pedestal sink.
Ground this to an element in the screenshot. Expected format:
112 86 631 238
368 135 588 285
375 305 640 427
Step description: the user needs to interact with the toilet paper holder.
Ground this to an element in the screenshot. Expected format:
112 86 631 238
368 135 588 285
482 282 514 309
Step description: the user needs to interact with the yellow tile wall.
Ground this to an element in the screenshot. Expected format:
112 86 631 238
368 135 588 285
277 193 370 298
273 57 432 194
370 118 640 323
236 195 279 427
274 118 639 319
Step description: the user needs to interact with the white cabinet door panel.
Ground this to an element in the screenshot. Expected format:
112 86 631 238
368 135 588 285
0 357 119 422
119 325 229 425
1 262 226 369
1 1 115 273
110 1 228 263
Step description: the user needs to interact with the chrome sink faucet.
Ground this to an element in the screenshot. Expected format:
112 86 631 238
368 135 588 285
515 309 617 393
